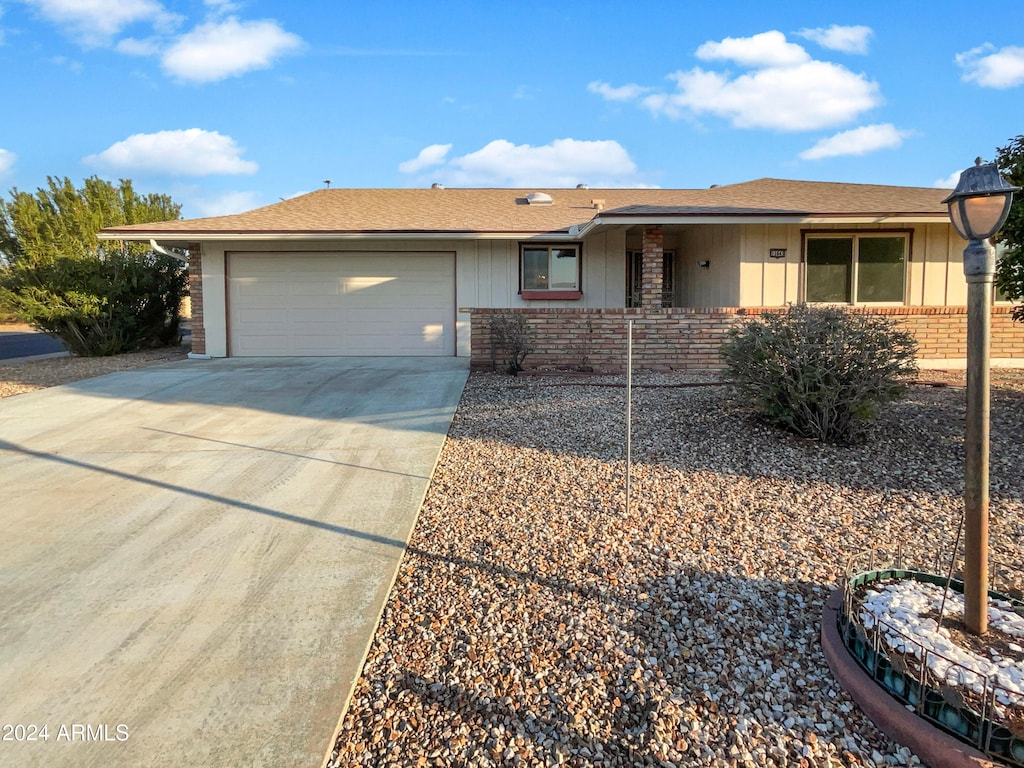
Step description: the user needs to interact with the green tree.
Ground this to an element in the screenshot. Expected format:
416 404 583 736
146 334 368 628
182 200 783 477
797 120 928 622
0 176 187 355
994 135 1024 321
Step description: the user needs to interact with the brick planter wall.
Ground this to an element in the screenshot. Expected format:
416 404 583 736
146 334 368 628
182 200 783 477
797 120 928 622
470 306 1024 372
186 242 205 356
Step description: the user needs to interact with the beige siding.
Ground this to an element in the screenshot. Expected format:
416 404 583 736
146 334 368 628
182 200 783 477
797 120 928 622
676 225 742 307
736 222 966 308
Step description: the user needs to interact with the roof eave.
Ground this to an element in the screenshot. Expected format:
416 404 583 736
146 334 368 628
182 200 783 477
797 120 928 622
579 213 950 229
97 229 579 243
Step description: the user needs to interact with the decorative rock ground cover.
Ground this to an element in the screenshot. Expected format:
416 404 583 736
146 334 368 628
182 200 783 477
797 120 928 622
329 370 1024 767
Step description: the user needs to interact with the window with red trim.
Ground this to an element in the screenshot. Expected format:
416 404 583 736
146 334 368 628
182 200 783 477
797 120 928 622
520 244 581 298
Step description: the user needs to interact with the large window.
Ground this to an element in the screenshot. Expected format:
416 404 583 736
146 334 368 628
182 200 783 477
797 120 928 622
520 245 580 293
805 234 907 303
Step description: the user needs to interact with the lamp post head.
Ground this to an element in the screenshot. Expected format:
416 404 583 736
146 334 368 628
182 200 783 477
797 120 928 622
942 158 1020 242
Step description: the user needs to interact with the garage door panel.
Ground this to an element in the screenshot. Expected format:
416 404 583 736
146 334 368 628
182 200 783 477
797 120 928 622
228 252 454 357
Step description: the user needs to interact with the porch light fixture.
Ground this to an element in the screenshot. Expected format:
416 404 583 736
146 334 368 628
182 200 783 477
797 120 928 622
944 159 1018 242
941 158 1019 636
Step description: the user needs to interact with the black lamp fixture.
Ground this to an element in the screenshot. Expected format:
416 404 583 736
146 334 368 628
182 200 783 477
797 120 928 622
942 158 1019 243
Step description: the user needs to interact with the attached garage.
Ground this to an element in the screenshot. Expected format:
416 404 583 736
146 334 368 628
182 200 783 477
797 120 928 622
227 251 456 356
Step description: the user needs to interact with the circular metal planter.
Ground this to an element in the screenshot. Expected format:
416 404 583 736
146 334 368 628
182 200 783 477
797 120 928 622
831 565 1024 767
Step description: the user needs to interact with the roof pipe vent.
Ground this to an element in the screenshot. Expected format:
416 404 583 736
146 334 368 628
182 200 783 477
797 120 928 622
431 183 444 190
525 192 554 206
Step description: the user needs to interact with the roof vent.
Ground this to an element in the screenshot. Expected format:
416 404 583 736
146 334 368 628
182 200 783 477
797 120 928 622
592 198 605 211
431 182 444 190
709 184 719 189
525 192 553 206
576 183 589 190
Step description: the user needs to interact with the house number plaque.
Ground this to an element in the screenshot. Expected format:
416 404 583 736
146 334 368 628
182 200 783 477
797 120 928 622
769 248 787 259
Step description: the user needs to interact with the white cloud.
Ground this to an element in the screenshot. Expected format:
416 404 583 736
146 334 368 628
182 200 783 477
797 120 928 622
956 44 1024 89
83 129 258 176
799 123 911 160
406 138 644 187
189 190 262 217
592 31 881 132
796 25 873 54
695 30 809 67
935 170 964 189
587 81 651 101
21 0 180 47
646 59 881 131
161 16 303 83
398 144 452 174
0 149 16 177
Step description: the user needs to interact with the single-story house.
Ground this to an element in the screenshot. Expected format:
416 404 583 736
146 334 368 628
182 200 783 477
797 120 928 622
100 179 1024 370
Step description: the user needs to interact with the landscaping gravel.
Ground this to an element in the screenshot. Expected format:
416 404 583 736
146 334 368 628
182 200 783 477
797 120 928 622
329 369 1024 768
0 346 187 398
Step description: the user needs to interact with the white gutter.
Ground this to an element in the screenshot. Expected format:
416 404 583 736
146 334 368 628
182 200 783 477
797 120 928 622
579 214 950 227
98 231 581 243
149 239 188 262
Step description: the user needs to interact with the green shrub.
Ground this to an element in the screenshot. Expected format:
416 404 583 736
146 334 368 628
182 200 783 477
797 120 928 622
719 304 918 443
0 176 184 356
0 250 187 356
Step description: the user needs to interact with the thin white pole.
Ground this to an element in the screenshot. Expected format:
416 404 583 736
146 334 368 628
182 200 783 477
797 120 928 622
626 319 633 516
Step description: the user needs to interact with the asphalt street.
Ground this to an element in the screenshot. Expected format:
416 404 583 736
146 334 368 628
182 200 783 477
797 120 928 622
0 330 65 360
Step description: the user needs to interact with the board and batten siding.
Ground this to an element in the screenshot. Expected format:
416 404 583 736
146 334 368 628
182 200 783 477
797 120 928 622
733 222 969 308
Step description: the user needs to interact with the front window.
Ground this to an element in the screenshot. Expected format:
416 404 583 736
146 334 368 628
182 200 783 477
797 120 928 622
520 245 580 292
806 234 907 303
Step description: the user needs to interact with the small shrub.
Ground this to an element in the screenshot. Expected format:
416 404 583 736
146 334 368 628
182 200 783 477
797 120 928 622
719 304 918 443
490 313 534 375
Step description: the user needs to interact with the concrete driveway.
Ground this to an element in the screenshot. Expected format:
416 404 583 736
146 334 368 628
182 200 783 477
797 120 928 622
0 357 468 768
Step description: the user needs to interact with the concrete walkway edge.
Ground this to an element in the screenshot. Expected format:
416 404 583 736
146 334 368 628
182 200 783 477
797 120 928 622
317 429 451 768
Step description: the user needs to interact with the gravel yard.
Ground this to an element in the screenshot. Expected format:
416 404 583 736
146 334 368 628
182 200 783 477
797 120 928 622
0 346 187 398
5 347 1022 766
330 369 1024 768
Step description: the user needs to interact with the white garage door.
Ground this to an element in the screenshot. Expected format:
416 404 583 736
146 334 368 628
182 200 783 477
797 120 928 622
228 251 455 356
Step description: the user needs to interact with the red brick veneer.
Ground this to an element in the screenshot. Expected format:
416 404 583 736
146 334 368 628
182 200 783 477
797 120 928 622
470 306 1024 372
186 242 205 356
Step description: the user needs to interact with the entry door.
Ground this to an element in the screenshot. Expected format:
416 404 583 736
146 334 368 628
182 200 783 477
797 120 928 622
626 251 675 308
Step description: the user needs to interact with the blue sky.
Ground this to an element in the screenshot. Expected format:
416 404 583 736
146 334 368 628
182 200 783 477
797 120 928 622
1 0 1023 219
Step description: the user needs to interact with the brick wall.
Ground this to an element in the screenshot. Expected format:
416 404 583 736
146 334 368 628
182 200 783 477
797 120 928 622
187 242 205 356
640 225 664 309
470 306 1024 372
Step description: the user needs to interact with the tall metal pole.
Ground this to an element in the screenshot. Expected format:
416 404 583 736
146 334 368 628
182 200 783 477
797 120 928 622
963 238 994 635
625 319 633 516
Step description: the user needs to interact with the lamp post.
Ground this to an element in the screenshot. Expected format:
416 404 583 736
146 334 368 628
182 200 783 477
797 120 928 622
942 158 1020 635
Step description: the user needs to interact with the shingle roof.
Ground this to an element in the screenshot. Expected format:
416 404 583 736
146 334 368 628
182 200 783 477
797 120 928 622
99 178 951 240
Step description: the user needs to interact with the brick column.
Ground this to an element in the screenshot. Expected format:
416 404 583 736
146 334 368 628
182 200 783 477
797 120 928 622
187 242 206 356
641 225 665 309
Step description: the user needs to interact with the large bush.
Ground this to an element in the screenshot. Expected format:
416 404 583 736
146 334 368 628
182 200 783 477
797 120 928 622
719 304 918 443
0 176 185 356
0 250 187 356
